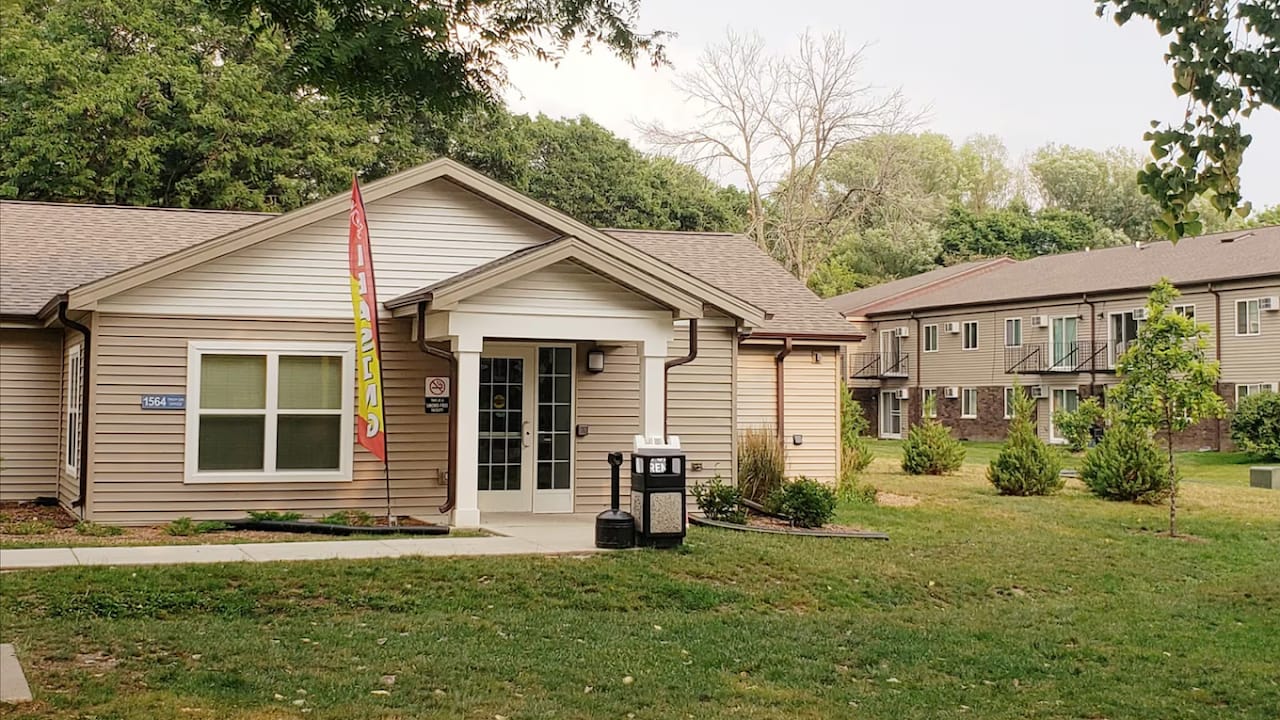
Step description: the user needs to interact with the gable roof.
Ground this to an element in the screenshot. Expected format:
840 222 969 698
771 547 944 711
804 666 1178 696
826 257 1014 317
866 225 1280 316
606 229 859 338
0 201 268 317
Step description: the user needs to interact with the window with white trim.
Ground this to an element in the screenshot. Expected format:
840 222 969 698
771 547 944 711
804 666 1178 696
962 321 979 350
64 345 83 474
1236 383 1277 402
1236 299 1260 336
922 388 937 417
961 387 979 418
186 342 354 483
923 324 938 353
1004 318 1022 347
1004 387 1015 419
1173 304 1195 320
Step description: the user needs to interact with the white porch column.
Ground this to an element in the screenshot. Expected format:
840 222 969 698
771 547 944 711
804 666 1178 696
638 341 668 443
452 348 482 528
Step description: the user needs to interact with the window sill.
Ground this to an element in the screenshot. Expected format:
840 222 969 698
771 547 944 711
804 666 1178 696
960 415 978 419
184 471 352 485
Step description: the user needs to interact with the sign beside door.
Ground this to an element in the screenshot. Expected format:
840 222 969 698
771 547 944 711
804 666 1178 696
425 376 450 414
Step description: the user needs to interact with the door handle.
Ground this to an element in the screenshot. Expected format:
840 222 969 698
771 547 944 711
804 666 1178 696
523 420 532 448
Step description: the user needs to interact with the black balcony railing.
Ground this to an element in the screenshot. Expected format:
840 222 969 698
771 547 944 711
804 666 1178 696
1004 342 1111 374
850 352 910 379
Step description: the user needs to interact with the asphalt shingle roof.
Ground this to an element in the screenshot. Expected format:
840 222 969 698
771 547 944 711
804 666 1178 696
826 257 1013 316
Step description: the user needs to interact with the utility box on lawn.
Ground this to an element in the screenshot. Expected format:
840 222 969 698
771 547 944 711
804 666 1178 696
1250 466 1279 490
630 436 687 548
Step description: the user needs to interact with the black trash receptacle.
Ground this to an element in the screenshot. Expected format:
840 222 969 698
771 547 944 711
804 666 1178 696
629 442 687 548
595 451 635 549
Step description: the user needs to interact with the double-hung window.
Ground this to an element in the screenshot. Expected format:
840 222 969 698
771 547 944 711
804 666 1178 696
1236 383 1277 402
1173 304 1195 320
1236 300 1260 336
923 325 939 353
1004 318 1022 348
185 342 354 483
962 321 979 350
64 345 83 474
961 388 979 418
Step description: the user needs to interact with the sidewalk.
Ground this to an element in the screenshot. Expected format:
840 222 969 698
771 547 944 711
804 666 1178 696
0 515 603 570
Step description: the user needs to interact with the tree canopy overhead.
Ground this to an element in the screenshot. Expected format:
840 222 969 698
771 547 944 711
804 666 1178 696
1097 0 1279 239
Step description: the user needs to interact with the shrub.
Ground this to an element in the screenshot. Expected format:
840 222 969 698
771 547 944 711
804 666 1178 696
75 521 124 537
691 474 746 524
1 519 55 535
246 510 305 522
1230 391 1280 460
840 386 874 473
766 477 837 528
988 387 1064 496
319 510 376 526
901 400 965 475
1052 396 1105 452
835 452 878 505
1081 422 1173 503
163 517 229 536
738 427 786 503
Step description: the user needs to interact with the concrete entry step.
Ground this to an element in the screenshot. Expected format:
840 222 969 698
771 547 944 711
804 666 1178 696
0 643 33 703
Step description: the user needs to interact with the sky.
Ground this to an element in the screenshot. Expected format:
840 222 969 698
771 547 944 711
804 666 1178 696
502 0 1280 210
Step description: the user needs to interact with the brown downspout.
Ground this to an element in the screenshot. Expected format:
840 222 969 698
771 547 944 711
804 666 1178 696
1207 283 1224 451
774 337 793 444
57 301 90 510
1083 294 1097 397
417 303 459 513
913 314 922 423
663 319 699 436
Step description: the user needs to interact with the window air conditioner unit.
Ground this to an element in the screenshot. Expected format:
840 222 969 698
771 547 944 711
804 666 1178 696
945 322 961 334
896 388 910 400
1260 296 1279 311
943 386 959 399
1029 385 1048 399
1032 315 1049 328
1132 307 1149 321
895 326 910 338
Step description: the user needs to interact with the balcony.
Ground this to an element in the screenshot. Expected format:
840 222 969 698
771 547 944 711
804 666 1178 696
850 352 911 379
1004 341 1112 374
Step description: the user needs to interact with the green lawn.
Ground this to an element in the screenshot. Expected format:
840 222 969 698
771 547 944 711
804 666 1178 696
2 452 1278 719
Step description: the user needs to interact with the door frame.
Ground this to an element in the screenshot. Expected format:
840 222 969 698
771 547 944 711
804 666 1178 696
879 390 902 439
531 343 576 514
1050 315 1078 370
1049 387 1079 444
477 344 537 513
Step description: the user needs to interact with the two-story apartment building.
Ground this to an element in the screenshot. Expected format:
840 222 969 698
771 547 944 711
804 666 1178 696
829 226 1280 450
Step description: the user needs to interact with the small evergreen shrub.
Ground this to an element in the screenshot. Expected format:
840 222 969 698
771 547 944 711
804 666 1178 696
988 387 1064 496
1081 422 1173 503
840 387 874 473
738 427 786 503
319 510 376 526
75 521 123 537
1230 391 1280 460
164 517 230 536
691 474 746 524
247 510 305 522
836 452 878 505
901 398 965 475
1052 396 1105 451
767 477 837 528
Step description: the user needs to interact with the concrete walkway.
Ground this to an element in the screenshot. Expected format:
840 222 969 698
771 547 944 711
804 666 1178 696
0 514 602 571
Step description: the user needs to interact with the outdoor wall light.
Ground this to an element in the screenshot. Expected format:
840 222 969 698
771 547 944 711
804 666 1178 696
792 434 804 446
587 348 605 373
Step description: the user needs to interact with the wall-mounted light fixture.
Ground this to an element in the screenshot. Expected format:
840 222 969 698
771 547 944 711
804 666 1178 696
812 351 822 364
587 348 605 373
792 434 804 446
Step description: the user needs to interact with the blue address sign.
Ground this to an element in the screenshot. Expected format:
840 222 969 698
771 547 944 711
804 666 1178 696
140 394 186 410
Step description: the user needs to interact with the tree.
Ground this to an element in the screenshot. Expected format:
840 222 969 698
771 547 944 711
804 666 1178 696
643 30 913 279
1247 204 1280 227
1097 0 1279 239
219 0 667 115
808 223 941 297
954 134 1013 212
938 202 1125 263
988 382 1064 496
1028 144 1161 241
1108 279 1228 536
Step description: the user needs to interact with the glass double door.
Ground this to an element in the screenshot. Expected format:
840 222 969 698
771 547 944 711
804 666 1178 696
477 345 574 513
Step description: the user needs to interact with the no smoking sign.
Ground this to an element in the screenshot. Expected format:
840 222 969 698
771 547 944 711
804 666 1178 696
425 376 451 414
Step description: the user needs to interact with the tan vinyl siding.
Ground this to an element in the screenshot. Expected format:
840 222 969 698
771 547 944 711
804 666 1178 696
0 329 63 501
97 179 557 319
574 343 639 510
458 261 666 319
1217 282 1280 385
735 344 840 483
666 316 736 484
88 313 448 524
735 346 777 431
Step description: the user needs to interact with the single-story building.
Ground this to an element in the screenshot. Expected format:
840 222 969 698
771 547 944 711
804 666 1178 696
0 159 861 526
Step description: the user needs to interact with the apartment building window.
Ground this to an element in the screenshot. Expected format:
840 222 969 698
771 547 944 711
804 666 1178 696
1173 304 1195 320
1236 383 1277 402
961 387 978 418
1236 299 1260 336
64 345 83 474
923 324 938 353
923 388 937 417
1004 318 1022 347
1003 387 1016 419
962 321 979 350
